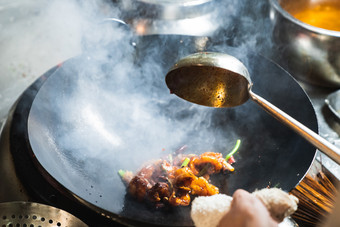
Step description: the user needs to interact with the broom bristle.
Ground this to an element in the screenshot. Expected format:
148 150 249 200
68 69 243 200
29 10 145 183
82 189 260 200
290 172 338 226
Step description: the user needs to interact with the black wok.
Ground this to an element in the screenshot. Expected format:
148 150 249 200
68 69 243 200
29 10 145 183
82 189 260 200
24 35 317 226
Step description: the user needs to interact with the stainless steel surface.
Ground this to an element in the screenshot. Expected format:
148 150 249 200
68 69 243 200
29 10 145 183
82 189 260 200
0 0 82 124
0 0 82 204
166 52 340 165
120 0 220 36
0 104 30 202
325 89 340 120
269 0 340 87
300 83 340 179
121 0 215 20
0 202 88 226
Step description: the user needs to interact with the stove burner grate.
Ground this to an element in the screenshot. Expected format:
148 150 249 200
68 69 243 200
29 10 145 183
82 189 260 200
0 202 88 227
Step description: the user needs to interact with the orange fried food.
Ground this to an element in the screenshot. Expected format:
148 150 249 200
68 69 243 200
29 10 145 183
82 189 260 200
173 167 196 187
169 190 191 206
189 152 234 177
123 150 235 208
168 167 219 206
173 167 219 196
190 176 219 196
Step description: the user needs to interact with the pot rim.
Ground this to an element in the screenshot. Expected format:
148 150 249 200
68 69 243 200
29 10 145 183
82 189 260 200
137 0 212 6
269 0 340 38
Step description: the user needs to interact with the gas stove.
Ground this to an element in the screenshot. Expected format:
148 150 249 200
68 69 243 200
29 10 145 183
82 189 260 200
0 65 125 226
0 42 326 227
0 0 339 227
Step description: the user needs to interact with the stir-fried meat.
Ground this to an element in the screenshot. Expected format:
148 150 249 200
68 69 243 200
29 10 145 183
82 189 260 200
169 189 191 206
172 167 219 196
173 167 195 187
190 176 219 196
128 175 152 201
189 152 234 177
122 150 235 207
148 182 171 203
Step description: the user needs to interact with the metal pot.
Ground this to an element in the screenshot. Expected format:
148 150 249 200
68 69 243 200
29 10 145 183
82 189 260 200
269 0 340 87
119 0 220 36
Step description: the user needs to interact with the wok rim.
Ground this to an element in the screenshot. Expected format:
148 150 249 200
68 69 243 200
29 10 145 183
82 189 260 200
11 49 318 226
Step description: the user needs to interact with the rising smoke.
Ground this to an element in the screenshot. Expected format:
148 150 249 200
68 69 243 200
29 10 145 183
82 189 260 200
24 0 275 218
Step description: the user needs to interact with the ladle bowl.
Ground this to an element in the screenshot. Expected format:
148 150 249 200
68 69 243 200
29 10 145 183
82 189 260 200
166 52 340 165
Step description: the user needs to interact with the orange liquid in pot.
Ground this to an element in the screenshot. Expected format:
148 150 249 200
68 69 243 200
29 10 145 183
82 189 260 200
292 2 340 32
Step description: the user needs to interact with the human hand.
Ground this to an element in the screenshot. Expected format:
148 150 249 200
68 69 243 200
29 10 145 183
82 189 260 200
218 189 278 227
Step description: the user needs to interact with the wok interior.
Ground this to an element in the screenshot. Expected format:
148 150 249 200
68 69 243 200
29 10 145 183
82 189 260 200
27 37 317 226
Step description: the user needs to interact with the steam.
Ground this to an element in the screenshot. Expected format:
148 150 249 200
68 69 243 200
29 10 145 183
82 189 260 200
21 0 275 219
0 0 273 122
212 0 273 57
0 0 83 123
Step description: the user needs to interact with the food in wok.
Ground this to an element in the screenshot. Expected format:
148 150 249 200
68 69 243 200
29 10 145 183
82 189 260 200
119 140 240 208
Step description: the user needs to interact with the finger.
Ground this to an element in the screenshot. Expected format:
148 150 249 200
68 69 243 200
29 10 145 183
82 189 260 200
232 189 251 201
232 189 255 210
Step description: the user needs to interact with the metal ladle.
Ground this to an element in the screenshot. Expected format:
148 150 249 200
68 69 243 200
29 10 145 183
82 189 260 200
165 52 340 165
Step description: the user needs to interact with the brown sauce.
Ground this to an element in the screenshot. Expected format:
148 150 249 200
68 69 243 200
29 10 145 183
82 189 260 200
292 2 340 32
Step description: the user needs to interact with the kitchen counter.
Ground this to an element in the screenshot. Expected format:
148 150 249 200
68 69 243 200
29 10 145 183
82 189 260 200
0 0 82 126
300 82 340 179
